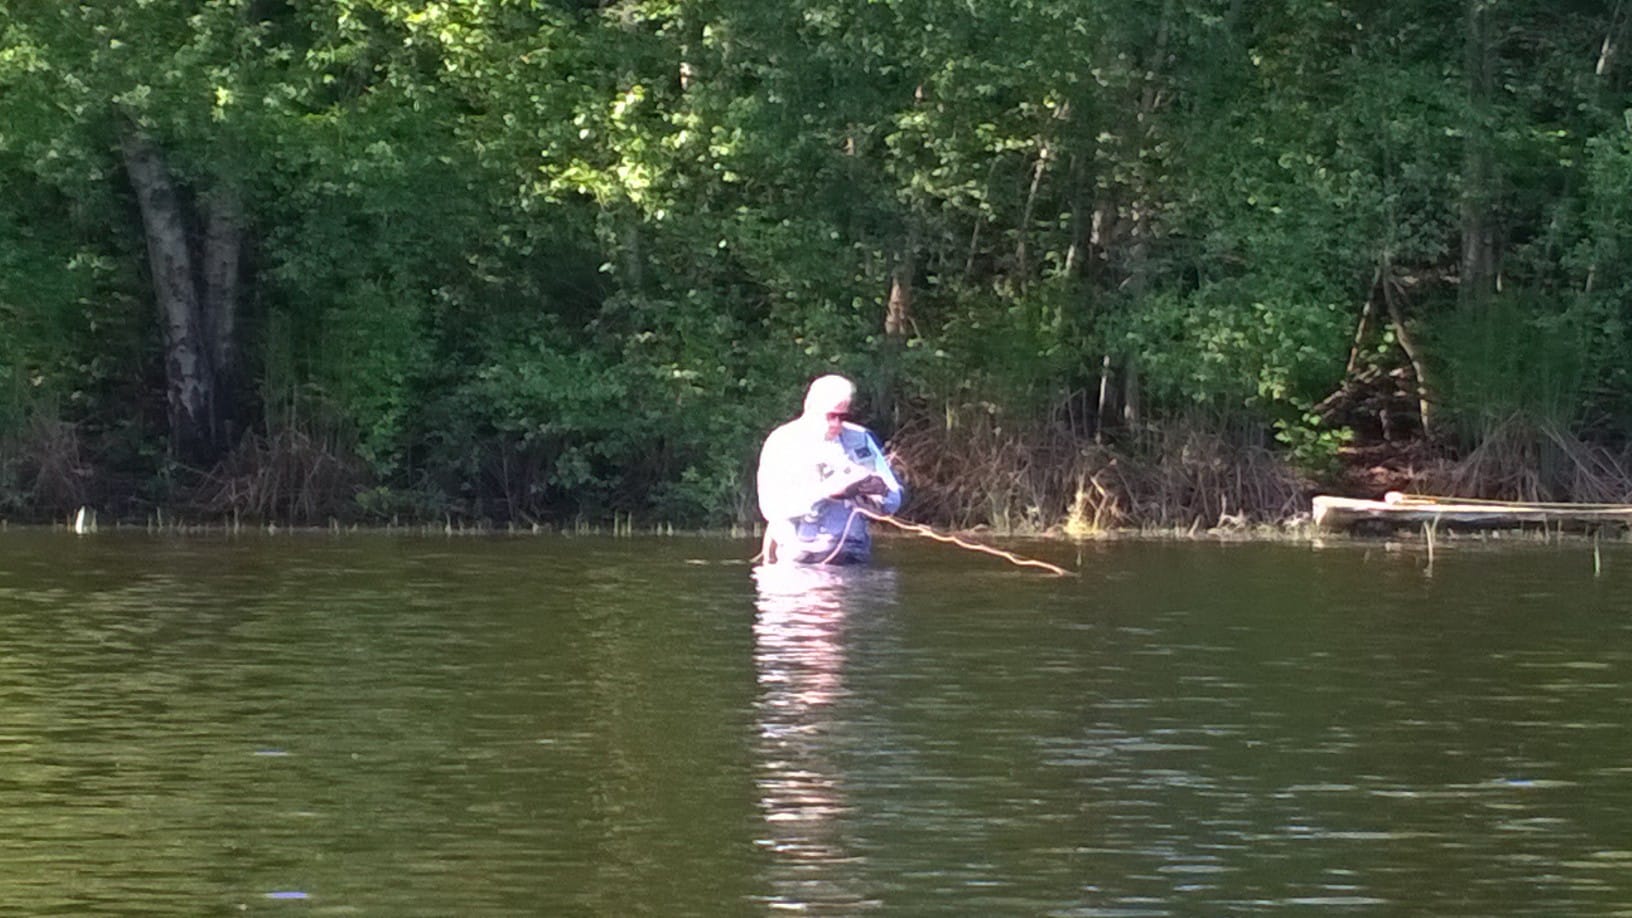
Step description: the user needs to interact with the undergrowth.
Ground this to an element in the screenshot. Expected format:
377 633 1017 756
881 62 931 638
889 404 1308 535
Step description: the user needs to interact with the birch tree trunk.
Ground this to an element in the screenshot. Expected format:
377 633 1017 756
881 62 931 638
121 127 239 463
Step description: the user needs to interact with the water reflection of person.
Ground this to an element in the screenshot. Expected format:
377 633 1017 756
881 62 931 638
751 563 896 913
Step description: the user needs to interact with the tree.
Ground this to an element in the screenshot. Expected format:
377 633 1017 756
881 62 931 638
119 126 242 461
0 2 263 463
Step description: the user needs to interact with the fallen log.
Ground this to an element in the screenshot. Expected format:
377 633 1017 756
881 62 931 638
1312 492 1632 532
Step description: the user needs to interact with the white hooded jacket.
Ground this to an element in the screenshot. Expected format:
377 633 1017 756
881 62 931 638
756 416 904 563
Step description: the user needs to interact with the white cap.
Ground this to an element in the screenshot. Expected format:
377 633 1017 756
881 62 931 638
802 374 855 416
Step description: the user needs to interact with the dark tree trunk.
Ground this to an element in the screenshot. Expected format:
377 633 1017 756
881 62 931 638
1015 141 1052 292
201 186 242 386
1460 0 1498 307
1090 0 1173 434
1062 154 1087 279
201 185 243 442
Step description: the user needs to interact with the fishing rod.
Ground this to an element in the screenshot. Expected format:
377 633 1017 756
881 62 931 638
812 504 1074 576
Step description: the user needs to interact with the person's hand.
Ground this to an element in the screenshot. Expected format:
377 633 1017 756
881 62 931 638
853 475 888 496
829 468 883 500
829 478 862 499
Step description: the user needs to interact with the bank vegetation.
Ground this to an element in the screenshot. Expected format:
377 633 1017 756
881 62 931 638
5 1 1632 532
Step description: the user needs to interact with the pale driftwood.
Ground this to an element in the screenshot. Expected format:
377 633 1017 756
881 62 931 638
1312 495 1632 532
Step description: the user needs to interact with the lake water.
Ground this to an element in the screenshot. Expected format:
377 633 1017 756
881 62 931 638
2 530 1631 915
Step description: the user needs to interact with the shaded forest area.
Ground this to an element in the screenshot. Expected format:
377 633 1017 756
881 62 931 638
3 0 1632 530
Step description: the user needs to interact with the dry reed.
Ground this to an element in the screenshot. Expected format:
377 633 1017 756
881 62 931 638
4 416 92 515
889 402 1307 534
1413 413 1632 505
195 428 368 524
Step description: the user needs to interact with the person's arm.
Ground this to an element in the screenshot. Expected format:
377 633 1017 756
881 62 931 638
858 431 904 515
756 427 830 522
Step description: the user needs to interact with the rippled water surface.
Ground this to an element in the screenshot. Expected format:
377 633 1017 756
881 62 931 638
3 530 1632 915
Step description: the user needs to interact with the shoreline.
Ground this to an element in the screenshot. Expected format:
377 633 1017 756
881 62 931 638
8 514 1629 547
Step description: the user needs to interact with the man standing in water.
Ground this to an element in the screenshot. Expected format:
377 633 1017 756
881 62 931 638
757 374 906 564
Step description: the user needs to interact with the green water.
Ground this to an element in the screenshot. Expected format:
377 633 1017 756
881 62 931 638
2 531 1630 915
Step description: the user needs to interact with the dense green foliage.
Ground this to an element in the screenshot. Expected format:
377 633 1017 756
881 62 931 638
3 0 1631 525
